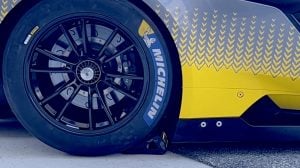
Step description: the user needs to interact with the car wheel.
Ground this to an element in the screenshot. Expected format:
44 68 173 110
3 0 181 155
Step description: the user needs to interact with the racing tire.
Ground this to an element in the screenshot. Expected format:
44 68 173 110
3 0 181 155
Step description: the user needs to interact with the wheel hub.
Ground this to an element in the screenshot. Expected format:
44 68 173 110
81 67 94 81
76 60 101 85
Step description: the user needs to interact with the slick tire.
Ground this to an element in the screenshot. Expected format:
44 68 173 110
3 0 181 155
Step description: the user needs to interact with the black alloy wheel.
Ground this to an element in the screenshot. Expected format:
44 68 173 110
3 0 181 155
27 15 149 134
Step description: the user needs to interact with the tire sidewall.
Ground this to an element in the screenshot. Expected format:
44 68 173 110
3 0 174 155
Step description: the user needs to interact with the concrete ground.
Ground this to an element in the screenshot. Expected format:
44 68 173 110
2 118 300 168
0 120 211 168
171 143 300 168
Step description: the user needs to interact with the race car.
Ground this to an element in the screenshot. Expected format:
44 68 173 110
1 0 300 155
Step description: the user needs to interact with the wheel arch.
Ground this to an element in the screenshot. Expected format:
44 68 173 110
0 0 40 109
0 0 40 75
129 0 183 138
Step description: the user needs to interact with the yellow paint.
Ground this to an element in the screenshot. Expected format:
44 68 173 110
179 66 300 119
138 20 154 37
0 0 19 23
152 7 300 119
269 94 300 110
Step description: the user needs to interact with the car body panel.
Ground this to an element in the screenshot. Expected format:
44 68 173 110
0 0 19 23
144 0 300 119
2 0 300 120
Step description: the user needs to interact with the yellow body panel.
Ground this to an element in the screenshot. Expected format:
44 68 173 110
145 0 300 119
269 94 300 110
180 66 300 118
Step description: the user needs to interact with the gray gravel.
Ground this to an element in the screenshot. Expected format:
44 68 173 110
171 143 300 168
0 120 211 168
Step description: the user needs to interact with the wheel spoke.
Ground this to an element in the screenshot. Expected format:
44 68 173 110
30 67 73 74
35 48 76 66
101 80 138 101
88 87 94 130
106 72 143 80
97 28 118 60
59 24 80 57
41 79 76 105
81 19 89 54
56 84 82 120
104 44 134 63
95 86 115 125
28 16 147 132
